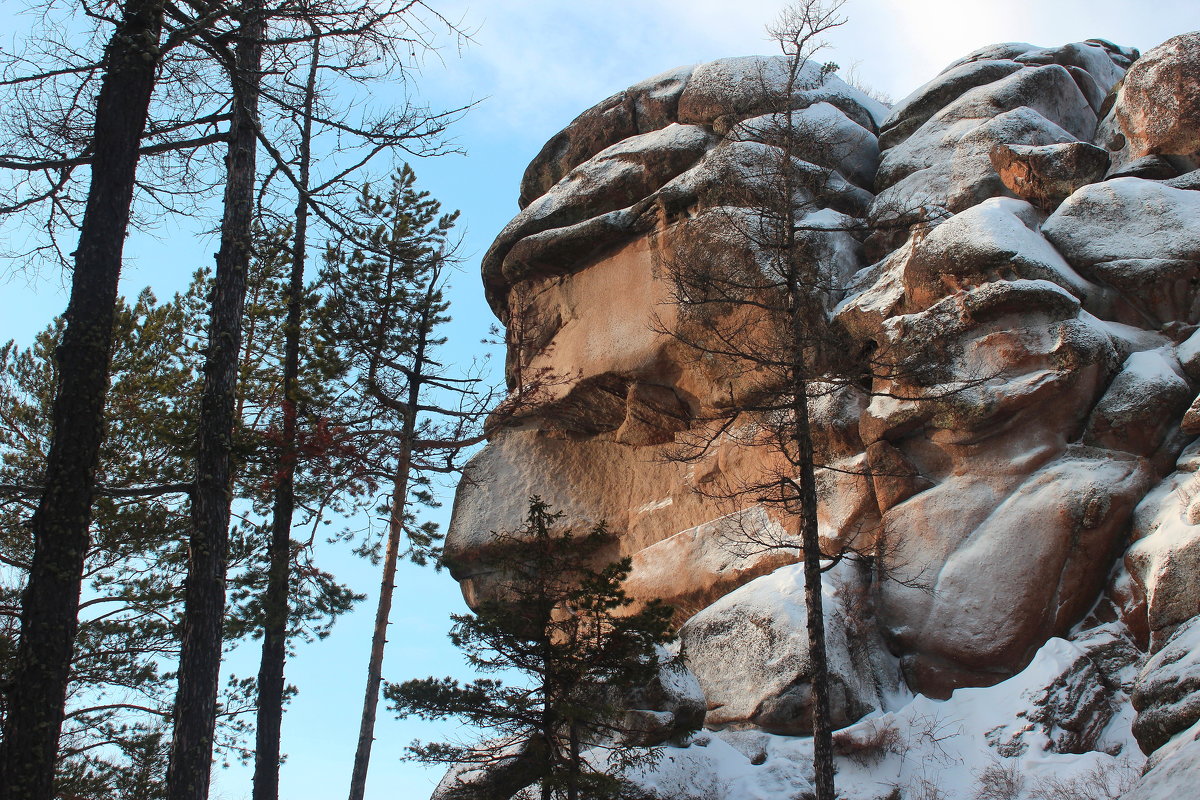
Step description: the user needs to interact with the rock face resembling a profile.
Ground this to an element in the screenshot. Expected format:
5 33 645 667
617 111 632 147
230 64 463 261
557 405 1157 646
440 30 1200 798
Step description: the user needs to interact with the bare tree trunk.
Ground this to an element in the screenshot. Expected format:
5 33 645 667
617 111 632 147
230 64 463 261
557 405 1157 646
347 259 439 800
794 377 835 800
346 438 413 800
0 3 165 797
166 4 263 799
779 34 835 796
567 721 580 800
251 34 319 800
539 698 554 800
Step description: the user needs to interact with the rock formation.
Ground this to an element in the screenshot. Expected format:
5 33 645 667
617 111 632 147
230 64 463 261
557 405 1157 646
443 31 1200 800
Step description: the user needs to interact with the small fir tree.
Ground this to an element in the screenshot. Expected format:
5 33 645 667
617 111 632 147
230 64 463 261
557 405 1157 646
387 498 678 800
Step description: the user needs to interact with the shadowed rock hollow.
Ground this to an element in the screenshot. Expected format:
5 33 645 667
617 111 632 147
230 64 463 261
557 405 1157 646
440 32 1200 800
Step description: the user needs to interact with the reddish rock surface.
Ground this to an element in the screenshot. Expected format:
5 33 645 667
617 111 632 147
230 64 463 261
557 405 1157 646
448 37 1200 724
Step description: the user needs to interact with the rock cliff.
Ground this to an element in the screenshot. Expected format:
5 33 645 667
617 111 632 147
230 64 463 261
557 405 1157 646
444 32 1200 800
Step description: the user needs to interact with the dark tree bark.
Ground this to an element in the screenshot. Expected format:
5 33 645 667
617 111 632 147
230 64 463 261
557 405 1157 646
251 34 320 800
0 2 165 798
793 373 835 800
165 3 263 799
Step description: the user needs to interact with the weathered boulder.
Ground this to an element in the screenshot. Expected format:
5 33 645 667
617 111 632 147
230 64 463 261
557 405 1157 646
1014 41 1127 97
878 59 1024 150
1042 178 1200 326
899 196 1102 310
1185 396 1200 435
1126 440 1200 650
989 141 1109 211
870 106 1080 236
622 507 799 622
1166 168 1200 191
1132 616 1200 753
485 124 717 304
1123 720 1200 800
731 102 880 188
519 65 695 207
875 64 1096 190
678 562 898 735
1179 328 1200 380
1114 32 1200 166
1082 349 1194 460
677 55 888 134
877 446 1150 696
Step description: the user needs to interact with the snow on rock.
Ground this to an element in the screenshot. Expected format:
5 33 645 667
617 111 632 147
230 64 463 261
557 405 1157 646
677 56 888 134
431 739 540 800
1124 719 1200 800
870 106 1080 237
483 123 717 305
1126 440 1200 650
876 64 1095 190
901 196 1103 310
731 102 880 188
623 507 798 629
879 59 1025 150
650 137 874 219
619 647 707 746
678 561 901 735
1180 328 1200 380
605 634 1142 800
1013 41 1128 99
519 65 696 207
1043 177 1200 326
1042 178 1200 266
939 42 1040 72
1132 616 1200 753
1083 349 1194 460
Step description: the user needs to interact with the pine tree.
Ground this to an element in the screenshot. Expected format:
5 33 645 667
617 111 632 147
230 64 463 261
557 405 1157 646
0 252 360 797
1 284 201 799
387 498 678 800
315 165 503 800
0 4 168 794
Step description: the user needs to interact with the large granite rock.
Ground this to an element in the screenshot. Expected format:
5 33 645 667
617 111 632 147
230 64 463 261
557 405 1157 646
989 141 1109 211
447 35 1200 765
677 562 899 735
1133 617 1200 753
1124 720 1200 800
1114 32 1200 168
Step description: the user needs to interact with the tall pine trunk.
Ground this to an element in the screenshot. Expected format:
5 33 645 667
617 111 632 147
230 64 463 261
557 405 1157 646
251 36 319 800
346 437 413 800
0 2 165 797
347 291 434 800
166 4 263 799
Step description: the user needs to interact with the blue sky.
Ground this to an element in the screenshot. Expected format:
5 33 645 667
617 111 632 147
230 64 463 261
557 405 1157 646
0 1 1195 798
